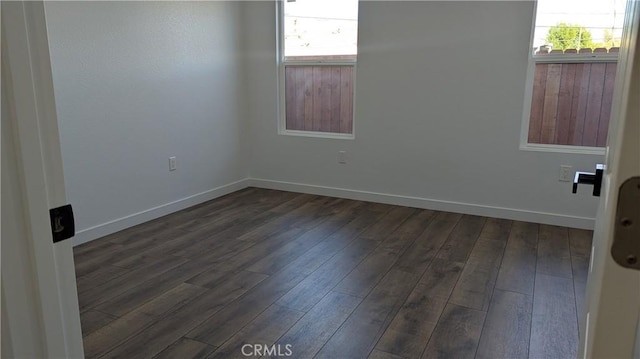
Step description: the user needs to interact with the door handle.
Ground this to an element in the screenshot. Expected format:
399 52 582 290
573 164 604 197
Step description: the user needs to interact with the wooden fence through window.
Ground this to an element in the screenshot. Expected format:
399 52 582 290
284 65 354 134
528 48 618 147
283 48 618 143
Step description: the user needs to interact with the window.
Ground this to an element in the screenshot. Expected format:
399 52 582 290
522 0 626 151
278 0 358 138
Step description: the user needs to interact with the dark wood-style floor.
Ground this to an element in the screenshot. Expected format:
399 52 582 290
74 188 592 359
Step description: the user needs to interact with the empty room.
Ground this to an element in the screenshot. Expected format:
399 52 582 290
2 0 639 358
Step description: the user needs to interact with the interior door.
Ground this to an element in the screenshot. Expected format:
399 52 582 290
579 1 640 358
1 1 83 357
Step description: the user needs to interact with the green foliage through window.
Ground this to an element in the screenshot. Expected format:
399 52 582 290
545 23 594 51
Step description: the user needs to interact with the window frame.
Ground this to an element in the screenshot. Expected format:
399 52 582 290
519 2 618 155
276 0 357 140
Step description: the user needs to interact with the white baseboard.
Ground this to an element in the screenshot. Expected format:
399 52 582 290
248 178 595 230
72 178 250 246
73 176 594 247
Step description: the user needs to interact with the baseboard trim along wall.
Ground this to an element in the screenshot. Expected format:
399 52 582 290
73 176 595 246
72 178 250 246
248 178 595 230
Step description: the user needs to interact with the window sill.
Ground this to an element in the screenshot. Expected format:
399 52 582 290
520 143 606 155
278 129 355 140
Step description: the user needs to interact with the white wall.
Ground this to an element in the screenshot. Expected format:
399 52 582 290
45 1 250 243
245 1 603 228
45 0 603 242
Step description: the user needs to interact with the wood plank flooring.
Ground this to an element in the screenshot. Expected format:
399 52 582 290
74 188 592 359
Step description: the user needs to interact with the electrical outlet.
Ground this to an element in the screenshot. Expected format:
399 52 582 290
169 156 177 171
559 165 572 182
338 151 347 164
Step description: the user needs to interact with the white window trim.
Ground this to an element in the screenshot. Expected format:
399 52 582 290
519 1 614 156
533 54 618 63
276 0 357 140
